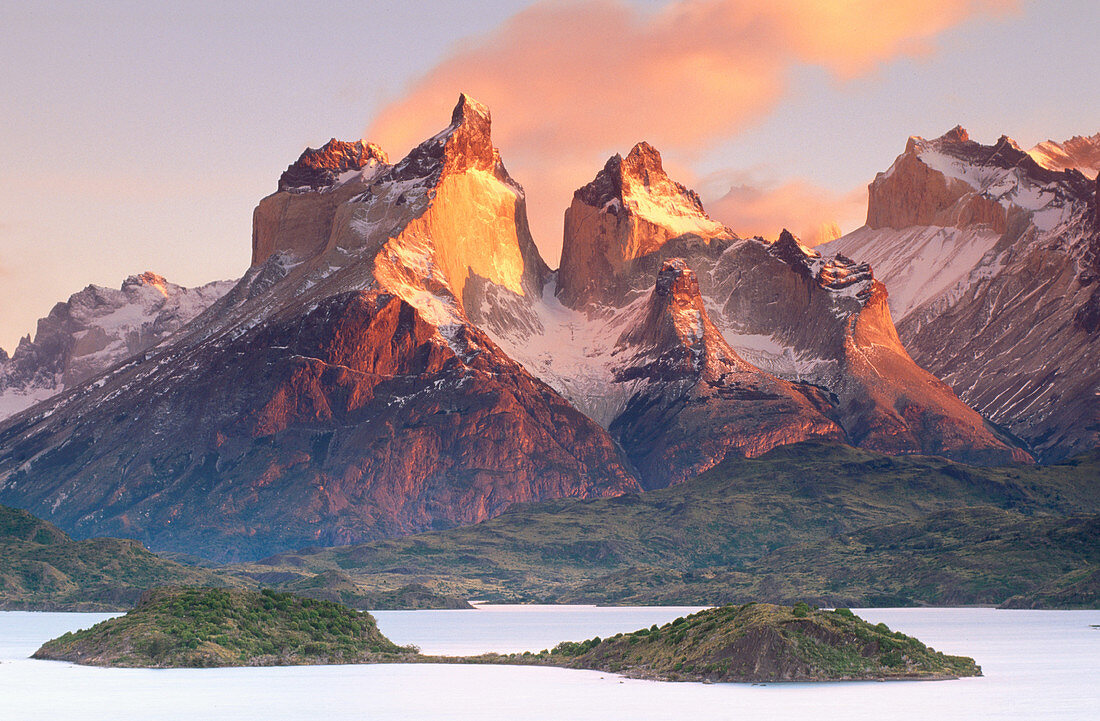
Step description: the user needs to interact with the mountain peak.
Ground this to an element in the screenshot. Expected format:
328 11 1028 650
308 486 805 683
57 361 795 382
558 143 730 307
451 93 491 127
768 229 818 277
123 271 168 288
1029 132 1100 179
277 139 389 192
441 93 496 174
940 125 970 144
622 141 665 177
621 258 714 354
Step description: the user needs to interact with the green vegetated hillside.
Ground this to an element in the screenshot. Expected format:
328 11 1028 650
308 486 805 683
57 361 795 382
245 442 1100 607
0 505 471 611
264 570 473 609
33 587 414 667
517 603 980 682
564 507 1100 606
0 505 237 610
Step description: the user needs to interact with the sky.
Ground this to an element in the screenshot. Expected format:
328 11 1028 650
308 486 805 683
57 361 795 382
0 0 1097 352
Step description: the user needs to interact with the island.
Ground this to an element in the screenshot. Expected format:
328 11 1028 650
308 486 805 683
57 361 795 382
34 589 979 682
33 587 416 667
510 602 981 682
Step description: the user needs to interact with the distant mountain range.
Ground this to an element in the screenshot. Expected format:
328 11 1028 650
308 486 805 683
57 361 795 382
0 96 1095 560
0 273 232 419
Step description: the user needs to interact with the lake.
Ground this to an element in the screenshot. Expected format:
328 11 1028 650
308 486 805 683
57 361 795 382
0 605 1096 720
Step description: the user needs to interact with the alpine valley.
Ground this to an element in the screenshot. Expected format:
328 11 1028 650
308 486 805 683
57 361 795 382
0 96 1096 610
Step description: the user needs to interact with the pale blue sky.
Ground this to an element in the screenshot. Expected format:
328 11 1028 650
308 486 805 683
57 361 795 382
0 0 1096 351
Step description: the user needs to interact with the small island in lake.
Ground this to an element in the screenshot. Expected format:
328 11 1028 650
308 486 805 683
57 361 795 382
506 602 982 682
35 591 980 682
33 587 416 667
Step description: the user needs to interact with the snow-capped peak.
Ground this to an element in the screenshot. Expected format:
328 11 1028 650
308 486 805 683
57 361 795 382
278 139 389 193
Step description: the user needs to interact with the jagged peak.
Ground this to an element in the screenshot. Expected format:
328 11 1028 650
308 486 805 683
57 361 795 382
768 229 819 275
885 126 1096 213
123 271 168 287
620 258 710 352
572 142 726 241
654 257 695 297
940 125 970 144
622 141 666 179
451 92 491 127
278 139 388 192
1029 133 1100 179
374 93 501 189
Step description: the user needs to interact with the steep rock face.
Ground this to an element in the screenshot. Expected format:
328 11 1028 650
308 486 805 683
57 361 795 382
824 127 1100 460
556 142 733 308
0 273 232 420
0 95 631 560
489 144 1026 469
609 260 845 488
252 140 389 266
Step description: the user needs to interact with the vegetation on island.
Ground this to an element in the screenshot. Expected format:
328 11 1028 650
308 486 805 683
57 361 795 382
34 590 979 683
506 603 982 682
33 587 415 667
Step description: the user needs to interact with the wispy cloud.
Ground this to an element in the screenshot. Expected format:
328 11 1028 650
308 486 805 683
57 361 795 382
366 0 1015 261
707 179 867 246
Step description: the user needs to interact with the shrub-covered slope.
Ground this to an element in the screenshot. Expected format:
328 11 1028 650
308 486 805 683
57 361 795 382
524 603 981 682
33 587 413 667
0 505 234 610
248 443 1100 605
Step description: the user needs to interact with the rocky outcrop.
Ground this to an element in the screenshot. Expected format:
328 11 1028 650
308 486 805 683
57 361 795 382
0 272 232 420
252 140 389 266
278 139 389 192
556 142 733 308
609 260 845 488
824 127 1100 460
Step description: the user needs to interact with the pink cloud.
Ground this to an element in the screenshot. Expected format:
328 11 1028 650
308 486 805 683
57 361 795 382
367 0 1016 262
707 179 867 246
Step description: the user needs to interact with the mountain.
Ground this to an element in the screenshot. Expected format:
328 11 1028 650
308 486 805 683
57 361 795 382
0 95 637 561
607 259 844 488
489 142 1027 471
823 127 1100 460
0 100 1040 562
0 273 233 420
1028 133 1100 178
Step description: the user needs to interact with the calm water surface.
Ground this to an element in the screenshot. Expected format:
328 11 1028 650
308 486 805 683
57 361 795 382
0 605 1096 720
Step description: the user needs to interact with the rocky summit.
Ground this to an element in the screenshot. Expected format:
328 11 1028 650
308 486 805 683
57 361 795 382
824 126 1100 460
